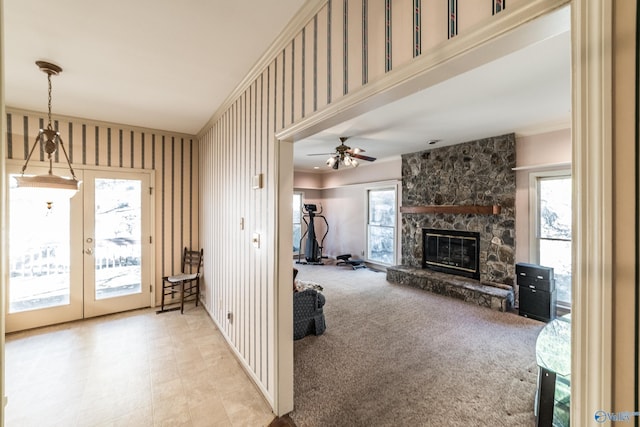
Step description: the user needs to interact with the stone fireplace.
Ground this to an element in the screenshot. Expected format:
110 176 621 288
386 133 516 311
423 228 480 280
400 133 516 285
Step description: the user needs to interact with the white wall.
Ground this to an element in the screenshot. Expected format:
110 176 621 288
294 158 401 262
320 157 401 188
0 1 6 420
514 128 571 262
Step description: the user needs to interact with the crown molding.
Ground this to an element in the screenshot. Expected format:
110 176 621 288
198 0 327 138
6 107 197 139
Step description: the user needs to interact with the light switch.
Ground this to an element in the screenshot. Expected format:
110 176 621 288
252 174 263 189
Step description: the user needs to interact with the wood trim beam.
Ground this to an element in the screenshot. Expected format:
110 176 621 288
399 205 501 215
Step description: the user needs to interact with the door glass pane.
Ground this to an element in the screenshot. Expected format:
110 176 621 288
8 177 71 312
367 189 396 264
369 189 395 226
367 225 394 264
94 178 142 300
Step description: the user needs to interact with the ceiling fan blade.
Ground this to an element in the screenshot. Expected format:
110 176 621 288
352 153 376 162
347 147 365 154
307 152 336 156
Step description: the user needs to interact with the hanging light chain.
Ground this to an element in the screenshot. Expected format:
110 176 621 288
47 72 53 130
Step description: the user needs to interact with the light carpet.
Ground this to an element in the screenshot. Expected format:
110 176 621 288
291 263 544 427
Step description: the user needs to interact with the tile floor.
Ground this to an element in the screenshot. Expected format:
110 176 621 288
5 307 276 426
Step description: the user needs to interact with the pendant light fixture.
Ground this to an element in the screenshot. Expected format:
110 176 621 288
15 61 80 206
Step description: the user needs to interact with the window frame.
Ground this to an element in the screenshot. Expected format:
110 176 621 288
529 169 572 308
365 184 399 266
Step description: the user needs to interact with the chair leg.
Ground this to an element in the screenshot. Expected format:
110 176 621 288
180 281 185 314
195 279 200 307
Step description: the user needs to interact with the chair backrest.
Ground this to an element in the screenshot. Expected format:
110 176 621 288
182 247 203 275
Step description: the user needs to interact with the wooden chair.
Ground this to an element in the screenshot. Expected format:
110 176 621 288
157 247 203 314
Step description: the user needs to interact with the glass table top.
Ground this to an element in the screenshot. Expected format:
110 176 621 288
536 314 571 378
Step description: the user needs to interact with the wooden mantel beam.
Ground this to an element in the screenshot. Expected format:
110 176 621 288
399 205 502 215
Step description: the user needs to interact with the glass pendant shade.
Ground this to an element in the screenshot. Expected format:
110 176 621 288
13 178 78 210
14 174 80 196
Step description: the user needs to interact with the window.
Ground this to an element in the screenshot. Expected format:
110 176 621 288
293 192 303 253
367 187 397 265
532 172 572 307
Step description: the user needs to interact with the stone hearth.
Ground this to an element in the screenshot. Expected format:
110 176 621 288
387 265 513 312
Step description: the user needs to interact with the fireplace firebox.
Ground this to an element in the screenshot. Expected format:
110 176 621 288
422 228 480 279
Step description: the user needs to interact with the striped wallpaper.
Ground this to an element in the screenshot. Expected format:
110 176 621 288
198 0 523 412
4 109 199 304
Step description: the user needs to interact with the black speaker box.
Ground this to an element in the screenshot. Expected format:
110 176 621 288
516 262 554 280
516 262 556 322
519 287 557 322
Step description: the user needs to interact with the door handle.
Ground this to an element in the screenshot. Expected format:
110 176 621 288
85 248 93 255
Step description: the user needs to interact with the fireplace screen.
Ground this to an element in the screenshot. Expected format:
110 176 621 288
422 229 480 279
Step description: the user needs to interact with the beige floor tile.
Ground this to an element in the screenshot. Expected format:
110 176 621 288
150 362 182 385
152 398 192 426
5 307 275 427
94 404 154 427
220 386 274 426
151 377 187 405
189 395 233 427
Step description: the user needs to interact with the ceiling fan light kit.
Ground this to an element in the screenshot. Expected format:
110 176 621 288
313 136 376 170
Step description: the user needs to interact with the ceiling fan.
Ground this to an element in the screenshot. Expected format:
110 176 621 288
308 137 377 169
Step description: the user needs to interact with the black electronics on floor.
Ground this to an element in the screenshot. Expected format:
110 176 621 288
516 262 556 322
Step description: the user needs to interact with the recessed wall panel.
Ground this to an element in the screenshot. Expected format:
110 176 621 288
391 0 414 69
422 0 448 51
274 54 284 133
458 0 492 33
368 0 386 80
347 0 363 93
292 32 304 123
304 20 316 117
96 126 109 167
283 44 293 129
315 6 329 111
330 0 345 102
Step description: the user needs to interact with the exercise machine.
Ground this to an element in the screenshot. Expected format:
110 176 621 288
336 254 366 270
296 203 329 265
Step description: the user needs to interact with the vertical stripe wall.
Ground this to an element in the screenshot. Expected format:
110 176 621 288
4 109 199 303
198 0 521 410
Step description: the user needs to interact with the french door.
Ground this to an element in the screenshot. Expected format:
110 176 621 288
5 165 154 332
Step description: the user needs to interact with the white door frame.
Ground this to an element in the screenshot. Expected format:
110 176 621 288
3 160 156 332
276 0 613 423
